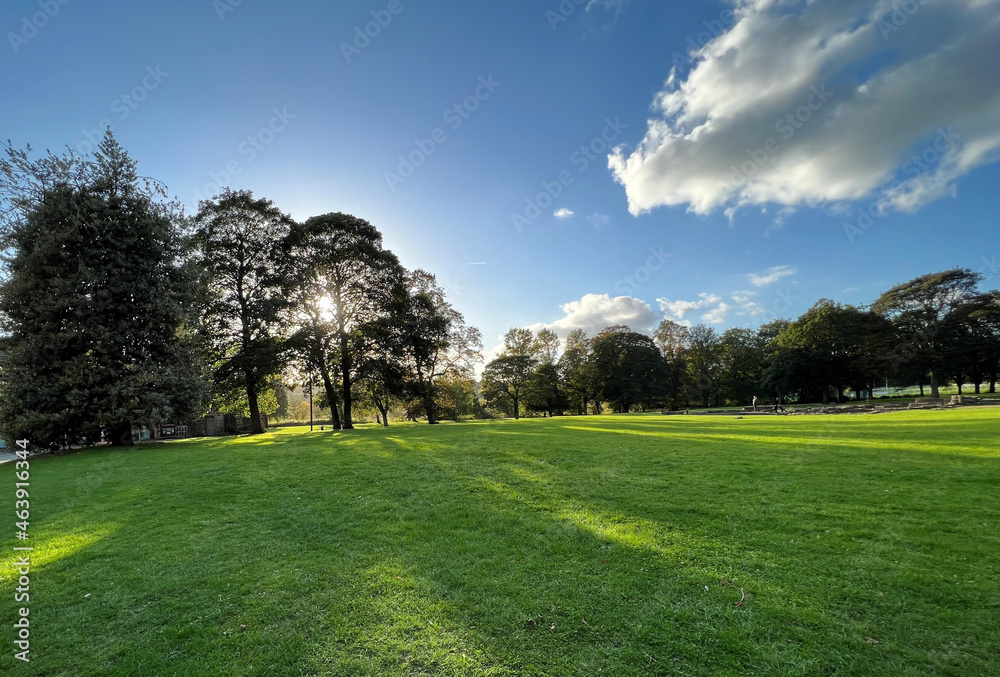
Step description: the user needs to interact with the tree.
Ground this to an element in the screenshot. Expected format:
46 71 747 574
532 328 561 364
654 319 692 409
559 329 597 415
354 315 408 427
685 325 722 407
874 269 984 399
591 327 666 412
285 213 404 430
524 361 568 417
0 132 206 449
284 282 343 429
398 270 482 424
718 327 767 406
435 374 479 421
977 291 1000 393
193 189 293 435
482 354 535 419
942 291 1000 395
503 327 535 357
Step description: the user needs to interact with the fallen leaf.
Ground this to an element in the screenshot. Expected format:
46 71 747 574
866 637 879 645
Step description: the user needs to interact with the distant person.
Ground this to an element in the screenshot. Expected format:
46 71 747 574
752 395 758 412
773 396 787 415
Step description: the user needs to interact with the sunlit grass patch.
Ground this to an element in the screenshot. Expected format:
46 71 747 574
1 409 998 675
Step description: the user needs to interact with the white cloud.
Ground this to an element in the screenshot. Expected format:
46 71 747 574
527 294 658 339
484 293 658 368
660 288 772 325
748 265 796 287
658 292 721 322
554 208 574 218
702 302 731 324
659 299 702 320
609 0 1000 217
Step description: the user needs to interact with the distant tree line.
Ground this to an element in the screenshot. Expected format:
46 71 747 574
0 133 481 448
2 134 998 449
481 269 1000 416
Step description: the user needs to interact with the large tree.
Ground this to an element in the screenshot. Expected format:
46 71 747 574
718 327 767 406
481 328 540 419
0 132 206 448
398 270 482 424
874 269 984 399
591 326 667 412
285 213 404 430
354 314 409 427
654 319 692 409
193 190 293 435
482 354 535 419
559 329 597 415
685 325 722 407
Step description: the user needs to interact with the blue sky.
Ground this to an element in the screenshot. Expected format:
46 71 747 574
3 0 999 358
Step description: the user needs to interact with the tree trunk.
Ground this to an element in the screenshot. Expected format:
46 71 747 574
423 391 438 424
109 422 134 447
320 370 342 430
512 395 520 420
930 371 940 399
339 331 354 430
246 372 263 435
378 404 389 427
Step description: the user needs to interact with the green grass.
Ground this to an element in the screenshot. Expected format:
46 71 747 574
2 410 999 676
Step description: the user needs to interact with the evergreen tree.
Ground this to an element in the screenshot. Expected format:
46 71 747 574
0 132 206 449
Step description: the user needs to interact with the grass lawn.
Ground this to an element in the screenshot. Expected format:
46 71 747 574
2 409 999 676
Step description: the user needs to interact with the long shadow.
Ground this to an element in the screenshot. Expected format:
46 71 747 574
3 417 999 675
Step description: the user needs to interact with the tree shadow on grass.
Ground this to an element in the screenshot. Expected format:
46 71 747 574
2 417 999 675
